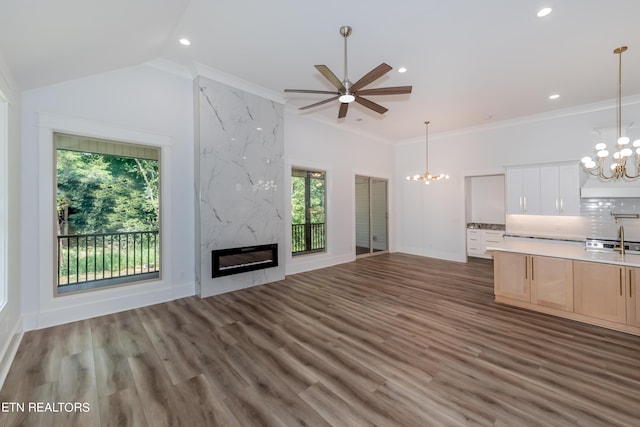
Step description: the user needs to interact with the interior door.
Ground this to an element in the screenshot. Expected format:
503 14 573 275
355 175 388 256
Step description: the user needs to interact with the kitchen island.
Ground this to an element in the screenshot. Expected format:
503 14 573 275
487 240 640 336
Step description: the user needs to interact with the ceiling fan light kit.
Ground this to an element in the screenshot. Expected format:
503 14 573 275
284 25 412 118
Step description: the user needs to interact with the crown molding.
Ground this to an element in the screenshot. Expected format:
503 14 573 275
397 93 640 146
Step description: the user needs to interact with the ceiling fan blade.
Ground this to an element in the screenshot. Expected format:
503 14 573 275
299 96 340 110
356 86 413 96
354 96 388 115
350 63 393 92
338 102 349 118
284 89 340 95
315 65 345 92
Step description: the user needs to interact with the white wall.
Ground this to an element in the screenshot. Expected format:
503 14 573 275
284 113 395 274
396 100 640 261
20 64 195 329
0 49 23 386
16 61 398 328
469 175 505 224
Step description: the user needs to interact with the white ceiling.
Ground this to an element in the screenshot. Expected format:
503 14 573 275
2 0 640 141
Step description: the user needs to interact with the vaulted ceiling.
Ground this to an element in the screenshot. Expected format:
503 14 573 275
2 0 640 141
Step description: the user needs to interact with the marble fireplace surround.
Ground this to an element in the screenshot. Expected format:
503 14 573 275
195 76 285 298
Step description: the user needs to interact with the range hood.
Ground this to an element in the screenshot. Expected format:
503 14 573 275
581 177 640 198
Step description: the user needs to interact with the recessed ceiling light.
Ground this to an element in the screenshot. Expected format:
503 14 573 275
549 94 560 100
537 7 552 17
179 38 191 46
398 67 407 73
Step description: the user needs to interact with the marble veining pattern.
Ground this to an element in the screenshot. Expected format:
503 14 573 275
195 77 285 297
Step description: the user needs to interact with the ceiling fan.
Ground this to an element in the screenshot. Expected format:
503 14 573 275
284 26 412 119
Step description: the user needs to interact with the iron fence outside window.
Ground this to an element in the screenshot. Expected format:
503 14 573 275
292 223 325 254
57 230 159 288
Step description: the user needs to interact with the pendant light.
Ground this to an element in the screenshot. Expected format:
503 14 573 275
581 46 640 180
406 121 449 184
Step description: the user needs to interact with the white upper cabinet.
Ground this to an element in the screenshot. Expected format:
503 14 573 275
540 163 581 216
506 167 541 214
507 162 580 216
557 164 581 215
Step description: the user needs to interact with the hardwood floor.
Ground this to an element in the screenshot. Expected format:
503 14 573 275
2 253 640 426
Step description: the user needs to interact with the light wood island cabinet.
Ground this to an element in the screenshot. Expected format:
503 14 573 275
494 249 640 336
573 262 640 327
627 267 640 327
530 256 573 311
574 261 625 323
494 252 530 301
494 252 573 310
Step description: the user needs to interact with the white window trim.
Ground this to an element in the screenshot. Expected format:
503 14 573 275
0 96 7 310
33 112 174 328
285 158 351 275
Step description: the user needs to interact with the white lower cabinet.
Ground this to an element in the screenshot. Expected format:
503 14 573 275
467 229 504 259
466 229 482 257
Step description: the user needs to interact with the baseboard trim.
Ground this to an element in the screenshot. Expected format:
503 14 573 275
286 253 354 275
0 317 24 390
396 246 467 263
23 281 196 331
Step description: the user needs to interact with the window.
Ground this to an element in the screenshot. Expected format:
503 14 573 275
0 95 7 307
291 168 326 255
55 133 161 294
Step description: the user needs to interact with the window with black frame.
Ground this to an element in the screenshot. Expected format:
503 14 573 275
55 133 161 294
291 168 326 255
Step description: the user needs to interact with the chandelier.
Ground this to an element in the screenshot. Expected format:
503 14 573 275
581 46 640 180
406 121 449 184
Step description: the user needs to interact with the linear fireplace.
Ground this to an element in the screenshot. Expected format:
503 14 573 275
211 243 278 278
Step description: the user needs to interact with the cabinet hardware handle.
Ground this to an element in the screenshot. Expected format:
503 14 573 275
519 196 523 212
619 269 623 296
555 198 559 212
630 270 633 298
531 257 534 281
523 196 527 212
524 256 527 279
560 198 564 213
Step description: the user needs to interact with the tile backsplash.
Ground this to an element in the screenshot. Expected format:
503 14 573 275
507 198 640 242
581 198 640 241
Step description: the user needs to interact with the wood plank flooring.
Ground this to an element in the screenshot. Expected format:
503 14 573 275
2 253 640 426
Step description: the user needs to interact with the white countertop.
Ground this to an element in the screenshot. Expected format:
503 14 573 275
486 240 640 268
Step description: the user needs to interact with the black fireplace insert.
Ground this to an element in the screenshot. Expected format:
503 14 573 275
211 243 278 278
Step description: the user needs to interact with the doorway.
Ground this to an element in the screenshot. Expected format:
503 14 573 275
355 175 388 256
